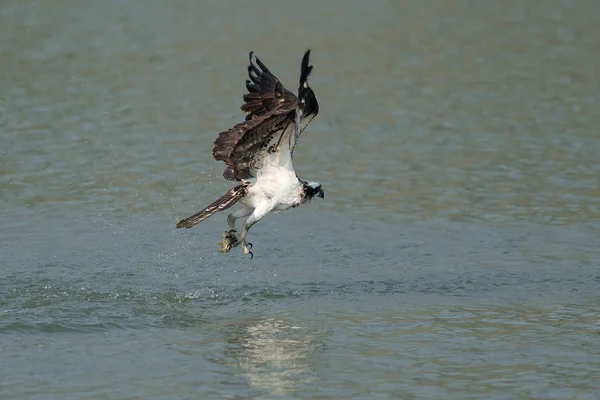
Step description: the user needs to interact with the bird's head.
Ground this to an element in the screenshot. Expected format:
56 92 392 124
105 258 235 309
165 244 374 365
302 181 324 203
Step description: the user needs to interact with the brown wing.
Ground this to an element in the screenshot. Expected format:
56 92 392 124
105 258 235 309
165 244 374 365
213 52 298 181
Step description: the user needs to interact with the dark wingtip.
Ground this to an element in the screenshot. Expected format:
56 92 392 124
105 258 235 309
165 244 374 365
300 49 313 88
175 219 189 229
247 50 272 77
247 51 255 74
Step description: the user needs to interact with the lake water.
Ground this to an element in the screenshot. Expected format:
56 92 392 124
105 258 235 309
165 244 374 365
2 1 600 398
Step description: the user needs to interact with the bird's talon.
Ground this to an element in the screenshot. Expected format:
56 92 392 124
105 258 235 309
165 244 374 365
243 243 254 259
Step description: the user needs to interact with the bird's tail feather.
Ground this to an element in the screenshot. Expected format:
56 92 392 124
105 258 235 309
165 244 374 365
176 185 246 229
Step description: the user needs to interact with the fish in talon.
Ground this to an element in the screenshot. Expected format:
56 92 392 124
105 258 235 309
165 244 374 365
218 231 237 252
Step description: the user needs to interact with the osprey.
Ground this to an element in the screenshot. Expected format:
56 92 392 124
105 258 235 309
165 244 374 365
176 50 324 258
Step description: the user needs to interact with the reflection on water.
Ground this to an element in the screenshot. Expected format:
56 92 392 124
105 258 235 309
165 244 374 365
224 317 324 396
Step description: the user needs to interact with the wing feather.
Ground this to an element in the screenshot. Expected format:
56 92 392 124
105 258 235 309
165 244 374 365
241 52 297 118
212 52 298 181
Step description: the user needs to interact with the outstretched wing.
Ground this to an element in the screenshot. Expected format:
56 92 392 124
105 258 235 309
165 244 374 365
293 50 319 153
213 52 298 181
241 52 297 120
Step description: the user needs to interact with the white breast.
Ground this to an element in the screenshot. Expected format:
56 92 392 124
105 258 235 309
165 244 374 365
240 120 303 211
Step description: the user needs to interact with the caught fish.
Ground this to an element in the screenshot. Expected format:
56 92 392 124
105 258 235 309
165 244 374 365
218 230 238 253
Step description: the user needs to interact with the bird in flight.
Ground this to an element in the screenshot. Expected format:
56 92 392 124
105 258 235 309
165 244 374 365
176 50 324 258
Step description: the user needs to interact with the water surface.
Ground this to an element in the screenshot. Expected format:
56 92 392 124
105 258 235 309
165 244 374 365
2 1 600 398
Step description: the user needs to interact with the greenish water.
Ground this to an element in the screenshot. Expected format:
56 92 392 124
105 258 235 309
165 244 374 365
2 1 600 398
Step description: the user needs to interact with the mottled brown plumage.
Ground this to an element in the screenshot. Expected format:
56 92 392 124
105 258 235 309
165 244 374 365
212 52 300 181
